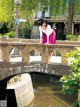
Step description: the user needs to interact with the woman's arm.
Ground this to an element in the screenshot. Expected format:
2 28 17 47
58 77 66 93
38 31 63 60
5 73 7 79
39 26 43 43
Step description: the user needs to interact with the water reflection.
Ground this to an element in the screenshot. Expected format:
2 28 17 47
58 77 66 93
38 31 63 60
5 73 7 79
29 73 77 107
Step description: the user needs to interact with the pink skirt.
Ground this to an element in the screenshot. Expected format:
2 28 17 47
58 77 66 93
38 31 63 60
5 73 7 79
42 31 56 44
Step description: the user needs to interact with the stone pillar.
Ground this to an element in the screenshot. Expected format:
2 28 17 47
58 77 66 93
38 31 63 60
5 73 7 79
2 48 10 62
61 49 68 65
41 55 50 64
41 47 51 64
3 54 10 62
2 35 8 41
61 54 68 65
61 48 75 65
22 53 30 63
22 55 30 62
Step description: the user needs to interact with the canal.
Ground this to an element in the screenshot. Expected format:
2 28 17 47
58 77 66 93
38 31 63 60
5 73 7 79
28 72 77 107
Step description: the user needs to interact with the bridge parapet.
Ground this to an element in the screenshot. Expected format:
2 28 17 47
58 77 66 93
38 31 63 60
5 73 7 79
0 38 80 64
1 37 80 45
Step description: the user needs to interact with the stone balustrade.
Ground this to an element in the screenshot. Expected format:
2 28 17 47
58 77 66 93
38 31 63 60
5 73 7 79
0 37 80 65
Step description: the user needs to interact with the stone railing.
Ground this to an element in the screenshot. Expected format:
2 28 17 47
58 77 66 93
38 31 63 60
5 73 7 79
0 37 80 64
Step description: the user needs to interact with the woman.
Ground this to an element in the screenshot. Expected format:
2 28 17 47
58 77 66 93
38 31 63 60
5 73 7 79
39 19 56 44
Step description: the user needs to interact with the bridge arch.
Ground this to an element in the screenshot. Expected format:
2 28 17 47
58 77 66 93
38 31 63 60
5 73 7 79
0 62 70 81
10 47 22 55
29 49 40 56
6 71 60 88
55 49 61 56
26 46 42 55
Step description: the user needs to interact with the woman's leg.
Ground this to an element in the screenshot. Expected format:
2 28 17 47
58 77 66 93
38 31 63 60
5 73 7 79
50 50 54 56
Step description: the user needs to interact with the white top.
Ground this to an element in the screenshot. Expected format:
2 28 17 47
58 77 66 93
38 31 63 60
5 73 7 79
39 24 53 37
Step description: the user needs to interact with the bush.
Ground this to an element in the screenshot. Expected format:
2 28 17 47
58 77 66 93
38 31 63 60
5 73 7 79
60 47 80 106
0 34 3 39
6 31 15 38
77 35 80 41
66 35 78 41
19 28 31 38
19 22 32 38
66 35 72 40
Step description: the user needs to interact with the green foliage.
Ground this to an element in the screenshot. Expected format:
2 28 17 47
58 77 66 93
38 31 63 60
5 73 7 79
56 50 61 56
60 47 80 106
0 34 2 39
38 0 49 11
73 101 79 107
77 35 80 41
71 35 78 41
0 0 14 22
19 22 32 38
66 47 80 72
66 35 79 41
50 0 62 15
20 0 38 19
60 72 80 95
66 35 72 40
6 31 15 38
0 33 2 36
74 0 80 15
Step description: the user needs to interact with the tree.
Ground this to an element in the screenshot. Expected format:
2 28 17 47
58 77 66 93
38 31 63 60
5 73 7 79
50 0 80 34
0 0 14 22
67 0 74 34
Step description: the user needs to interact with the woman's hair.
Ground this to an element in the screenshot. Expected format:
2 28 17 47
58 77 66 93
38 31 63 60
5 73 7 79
40 18 48 26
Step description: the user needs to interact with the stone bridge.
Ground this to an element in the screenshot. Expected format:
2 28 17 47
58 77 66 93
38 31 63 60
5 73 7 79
0 37 80 103
0 37 80 80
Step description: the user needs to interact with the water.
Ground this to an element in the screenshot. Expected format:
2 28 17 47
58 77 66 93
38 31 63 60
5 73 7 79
29 73 77 107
